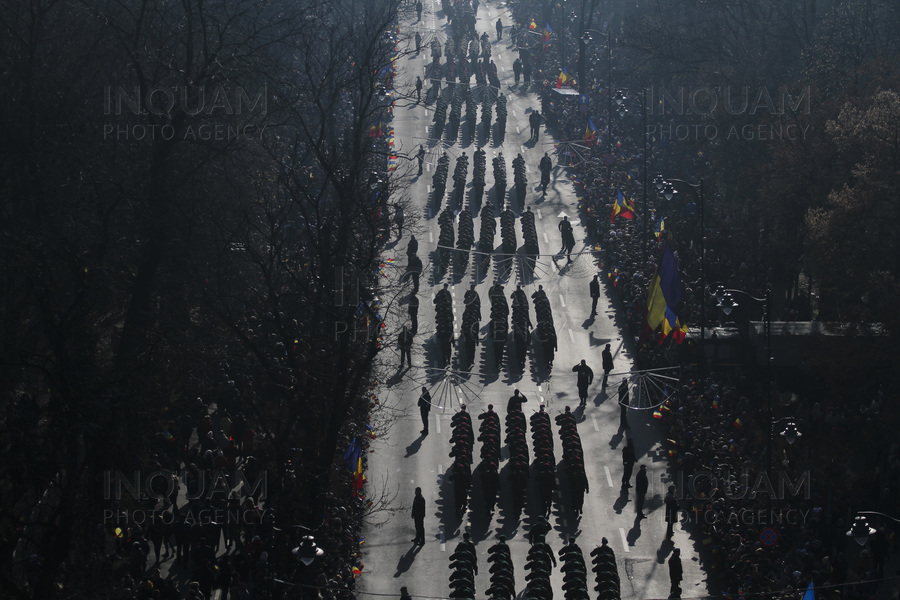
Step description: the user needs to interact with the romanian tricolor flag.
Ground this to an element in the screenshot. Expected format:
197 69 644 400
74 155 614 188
556 68 569 88
529 18 537 30
353 455 364 497
611 190 635 223
584 119 597 143
543 23 552 51
655 217 665 238
641 243 689 344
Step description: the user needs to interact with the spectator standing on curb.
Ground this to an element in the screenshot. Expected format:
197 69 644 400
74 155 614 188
590 275 601 315
665 486 679 537
668 548 683 597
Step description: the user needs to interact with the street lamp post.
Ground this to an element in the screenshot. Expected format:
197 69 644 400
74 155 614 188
847 512 900 546
716 287 774 479
580 27 613 209
657 177 705 373
614 89 649 270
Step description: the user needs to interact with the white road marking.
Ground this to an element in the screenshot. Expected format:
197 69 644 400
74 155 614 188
440 527 446 551
429 231 434 243
604 466 614 487
592 415 600 432
516 126 521 134
435 412 441 434
559 294 566 308
542 232 549 244
568 328 575 344
619 528 630 552
536 209 543 220
512 110 517 117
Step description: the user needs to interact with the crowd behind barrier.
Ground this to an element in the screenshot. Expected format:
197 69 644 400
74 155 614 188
500 2 899 599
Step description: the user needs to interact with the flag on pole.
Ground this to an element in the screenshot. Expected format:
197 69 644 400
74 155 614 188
611 190 635 223
343 437 362 471
556 67 569 87
802 581 815 600
543 23 552 51
641 243 689 343
655 217 666 238
584 118 597 143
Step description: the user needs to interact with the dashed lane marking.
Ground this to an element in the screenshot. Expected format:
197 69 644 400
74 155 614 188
592 415 600 432
536 209 542 220
559 294 566 308
604 466 614 487
567 328 575 344
542 232 549 244
619 528 630 552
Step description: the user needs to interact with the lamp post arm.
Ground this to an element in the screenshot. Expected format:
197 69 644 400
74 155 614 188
857 511 900 525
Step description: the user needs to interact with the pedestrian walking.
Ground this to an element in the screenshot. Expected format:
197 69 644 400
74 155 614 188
507 389 528 413
590 275 601 315
412 487 426 544
621 438 635 490
408 293 419 335
496 18 503 40
415 76 423 102
601 344 613 387
513 57 522 84
407 234 418 257
558 215 575 262
415 31 422 53
399 325 413 368
618 378 630 429
635 464 649 517
415 0 423 20
418 387 431 434
571 359 593 407
668 548 683 597
664 486 679 538
405 254 423 293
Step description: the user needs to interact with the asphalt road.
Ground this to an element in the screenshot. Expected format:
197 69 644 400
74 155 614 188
360 1 706 599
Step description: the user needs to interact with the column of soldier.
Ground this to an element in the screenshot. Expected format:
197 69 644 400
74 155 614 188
531 406 556 517
556 406 589 516
531 284 556 367
510 284 531 370
505 401 529 513
475 404 500 513
520 205 540 281
433 283 454 366
448 407 474 519
426 17 509 145
460 285 481 369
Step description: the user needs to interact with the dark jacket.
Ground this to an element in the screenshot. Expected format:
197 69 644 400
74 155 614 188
572 363 593 388
602 347 613 372
412 494 426 520
668 554 683 581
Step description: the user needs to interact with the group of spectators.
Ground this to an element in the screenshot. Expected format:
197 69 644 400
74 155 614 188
497 2 900 599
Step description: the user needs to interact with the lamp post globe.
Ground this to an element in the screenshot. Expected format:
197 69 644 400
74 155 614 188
846 516 876 547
